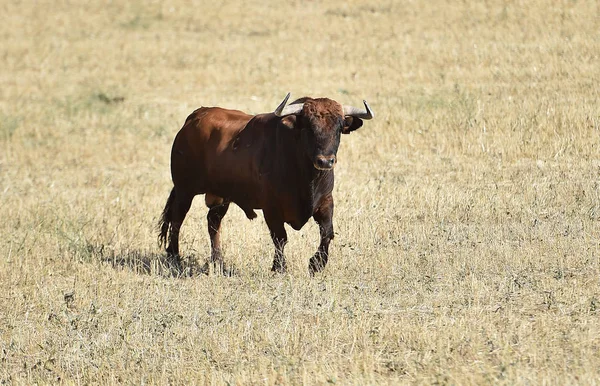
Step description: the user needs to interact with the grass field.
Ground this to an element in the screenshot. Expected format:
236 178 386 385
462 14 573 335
1 0 599 384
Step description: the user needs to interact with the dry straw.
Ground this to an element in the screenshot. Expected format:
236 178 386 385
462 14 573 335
1 0 599 384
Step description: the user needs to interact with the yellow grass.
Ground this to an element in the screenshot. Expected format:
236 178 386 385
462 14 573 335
1 0 599 384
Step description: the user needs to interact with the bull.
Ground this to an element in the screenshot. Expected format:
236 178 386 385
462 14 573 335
158 93 373 274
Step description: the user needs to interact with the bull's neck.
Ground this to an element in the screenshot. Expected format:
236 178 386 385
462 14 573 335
267 114 334 198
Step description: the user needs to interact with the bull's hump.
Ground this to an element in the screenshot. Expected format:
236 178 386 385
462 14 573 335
204 108 252 129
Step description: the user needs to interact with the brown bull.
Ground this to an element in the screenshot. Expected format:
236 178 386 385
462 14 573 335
158 93 373 274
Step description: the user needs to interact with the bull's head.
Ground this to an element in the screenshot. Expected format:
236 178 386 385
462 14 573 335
274 93 374 170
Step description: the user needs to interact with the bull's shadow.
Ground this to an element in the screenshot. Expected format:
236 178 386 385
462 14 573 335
90 243 211 278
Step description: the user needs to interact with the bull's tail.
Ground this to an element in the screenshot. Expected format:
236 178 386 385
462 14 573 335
158 187 176 248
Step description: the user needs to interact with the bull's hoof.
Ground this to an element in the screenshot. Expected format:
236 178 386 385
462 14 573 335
308 256 327 276
271 262 287 274
165 252 183 269
218 263 236 277
200 261 236 276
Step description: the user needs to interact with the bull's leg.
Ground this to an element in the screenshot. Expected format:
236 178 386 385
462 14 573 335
205 194 230 274
264 213 288 273
309 195 334 275
166 191 193 262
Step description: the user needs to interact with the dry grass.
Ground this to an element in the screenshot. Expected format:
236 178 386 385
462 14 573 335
1 0 600 384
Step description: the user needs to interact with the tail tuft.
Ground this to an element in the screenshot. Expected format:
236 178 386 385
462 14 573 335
158 188 176 248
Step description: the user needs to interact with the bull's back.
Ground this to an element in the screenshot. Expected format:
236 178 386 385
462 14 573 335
170 107 259 197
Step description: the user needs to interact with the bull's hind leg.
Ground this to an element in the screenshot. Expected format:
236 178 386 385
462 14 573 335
166 190 193 260
264 212 288 273
309 195 334 275
205 193 230 274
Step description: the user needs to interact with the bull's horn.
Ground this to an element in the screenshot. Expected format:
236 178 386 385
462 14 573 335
274 93 304 117
274 93 290 115
343 100 374 119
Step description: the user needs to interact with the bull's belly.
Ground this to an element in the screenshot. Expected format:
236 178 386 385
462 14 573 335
230 192 313 230
205 178 320 231
204 180 263 219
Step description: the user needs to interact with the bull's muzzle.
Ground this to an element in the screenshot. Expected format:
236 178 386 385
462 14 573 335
314 155 336 170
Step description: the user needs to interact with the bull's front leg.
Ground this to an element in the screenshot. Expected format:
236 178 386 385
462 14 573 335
309 195 334 275
264 211 288 273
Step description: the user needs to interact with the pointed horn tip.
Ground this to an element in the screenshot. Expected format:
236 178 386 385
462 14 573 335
363 100 374 119
274 92 292 116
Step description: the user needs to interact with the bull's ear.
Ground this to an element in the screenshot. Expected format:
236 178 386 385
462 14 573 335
278 115 297 130
342 116 363 134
